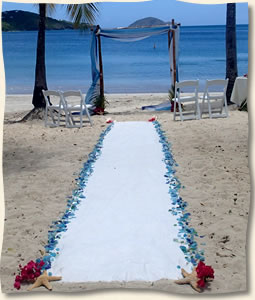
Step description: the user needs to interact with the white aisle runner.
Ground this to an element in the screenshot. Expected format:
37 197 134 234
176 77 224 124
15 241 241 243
50 121 192 282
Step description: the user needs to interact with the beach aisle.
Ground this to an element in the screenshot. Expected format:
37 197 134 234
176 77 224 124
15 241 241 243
49 121 194 282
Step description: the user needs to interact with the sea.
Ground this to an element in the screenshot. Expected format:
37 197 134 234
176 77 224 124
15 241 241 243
2 24 249 94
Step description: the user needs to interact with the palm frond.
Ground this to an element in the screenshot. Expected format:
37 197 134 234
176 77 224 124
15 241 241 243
33 3 56 17
66 3 98 28
46 4 56 17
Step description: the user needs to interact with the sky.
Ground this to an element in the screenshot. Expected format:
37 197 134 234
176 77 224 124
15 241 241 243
2 0 249 28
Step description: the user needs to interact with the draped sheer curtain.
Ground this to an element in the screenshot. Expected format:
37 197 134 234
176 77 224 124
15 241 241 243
85 25 180 106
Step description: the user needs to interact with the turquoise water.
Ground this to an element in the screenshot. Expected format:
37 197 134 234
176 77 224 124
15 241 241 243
2 24 248 94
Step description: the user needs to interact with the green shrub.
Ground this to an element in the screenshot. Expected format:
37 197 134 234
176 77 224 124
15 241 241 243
95 95 108 110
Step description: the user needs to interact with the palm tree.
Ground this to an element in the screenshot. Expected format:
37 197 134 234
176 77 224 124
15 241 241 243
226 3 238 104
23 3 98 120
31 4 50 110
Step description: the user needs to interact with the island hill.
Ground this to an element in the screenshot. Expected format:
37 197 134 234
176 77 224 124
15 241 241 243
2 11 170 31
2 10 76 31
128 17 170 28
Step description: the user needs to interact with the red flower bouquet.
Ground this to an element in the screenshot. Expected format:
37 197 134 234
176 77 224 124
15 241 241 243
175 260 214 292
196 261 214 289
14 260 44 290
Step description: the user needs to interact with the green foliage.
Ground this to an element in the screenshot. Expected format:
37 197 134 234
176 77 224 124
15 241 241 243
168 84 175 101
95 95 108 110
2 21 14 31
2 6 99 32
2 10 75 31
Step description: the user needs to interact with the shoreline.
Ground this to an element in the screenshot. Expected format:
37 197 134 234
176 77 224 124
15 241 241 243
2 23 249 33
4 80 234 96
4 93 169 114
4 92 237 115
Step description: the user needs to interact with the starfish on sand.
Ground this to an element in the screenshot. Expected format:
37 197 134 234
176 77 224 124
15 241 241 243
27 270 62 291
174 268 201 292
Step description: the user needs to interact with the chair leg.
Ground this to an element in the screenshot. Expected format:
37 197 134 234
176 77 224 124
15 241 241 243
51 109 58 126
69 113 75 126
65 111 71 128
57 110 61 127
45 106 48 127
85 107 93 126
224 96 229 117
201 97 205 118
80 112 82 128
88 114 93 126
178 101 183 121
196 100 201 120
49 109 55 126
173 100 176 121
217 97 224 116
49 109 53 125
208 99 212 119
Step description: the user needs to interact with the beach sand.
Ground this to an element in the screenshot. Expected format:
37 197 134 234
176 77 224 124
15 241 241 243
0 93 250 294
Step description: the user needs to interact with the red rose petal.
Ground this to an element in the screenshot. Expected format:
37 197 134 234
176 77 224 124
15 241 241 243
148 117 156 122
197 278 206 288
14 281 21 290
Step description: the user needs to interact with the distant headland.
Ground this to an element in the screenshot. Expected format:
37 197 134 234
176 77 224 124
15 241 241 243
2 11 170 31
2 10 76 31
128 17 170 28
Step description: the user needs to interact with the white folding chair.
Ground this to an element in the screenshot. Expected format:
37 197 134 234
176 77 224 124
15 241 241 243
42 90 65 127
173 80 200 121
201 79 229 119
61 90 93 128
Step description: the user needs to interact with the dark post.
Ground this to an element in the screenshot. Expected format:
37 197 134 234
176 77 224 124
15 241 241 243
171 19 177 85
226 3 238 104
96 25 104 98
168 30 172 85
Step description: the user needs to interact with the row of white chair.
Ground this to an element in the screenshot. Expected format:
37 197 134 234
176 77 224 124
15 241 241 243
42 90 93 128
173 79 229 121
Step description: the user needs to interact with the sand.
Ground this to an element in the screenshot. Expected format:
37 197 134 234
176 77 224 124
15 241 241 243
0 93 250 294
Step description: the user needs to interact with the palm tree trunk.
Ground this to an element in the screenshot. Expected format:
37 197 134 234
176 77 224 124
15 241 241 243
226 3 238 104
32 3 47 108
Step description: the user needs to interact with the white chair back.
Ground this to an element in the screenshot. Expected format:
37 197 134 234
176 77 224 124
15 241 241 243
62 91 82 97
61 90 83 109
175 80 199 100
173 80 200 121
175 80 199 89
42 90 62 107
42 90 63 127
204 79 229 98
201 79 229 118
206 79 229 88
60 90 92 128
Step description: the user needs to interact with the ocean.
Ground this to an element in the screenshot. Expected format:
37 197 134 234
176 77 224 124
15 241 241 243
2 24 248 94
